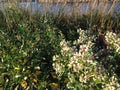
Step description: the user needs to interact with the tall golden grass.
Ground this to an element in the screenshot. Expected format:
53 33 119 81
1 0 119 32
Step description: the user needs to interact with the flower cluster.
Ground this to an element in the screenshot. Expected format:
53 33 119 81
53 29 120 89
53 40 73 77
105 31 120 54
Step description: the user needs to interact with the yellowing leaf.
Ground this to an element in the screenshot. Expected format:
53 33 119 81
52 75 58 79
21 80 27 89
49 83 59 89
33 79 37 83
14 67 20 71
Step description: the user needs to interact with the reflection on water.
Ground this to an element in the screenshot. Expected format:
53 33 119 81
0 2 120 15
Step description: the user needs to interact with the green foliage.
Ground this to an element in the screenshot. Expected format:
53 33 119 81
0 5 62 89
0 1 120 90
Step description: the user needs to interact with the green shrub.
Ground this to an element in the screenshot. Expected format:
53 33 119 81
0 5 62 89
0 1 120 89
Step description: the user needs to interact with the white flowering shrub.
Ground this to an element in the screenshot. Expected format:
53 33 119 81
105 31 120 54
53 29 120 90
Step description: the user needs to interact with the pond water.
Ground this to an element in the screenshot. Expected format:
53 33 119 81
0 2 120 15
